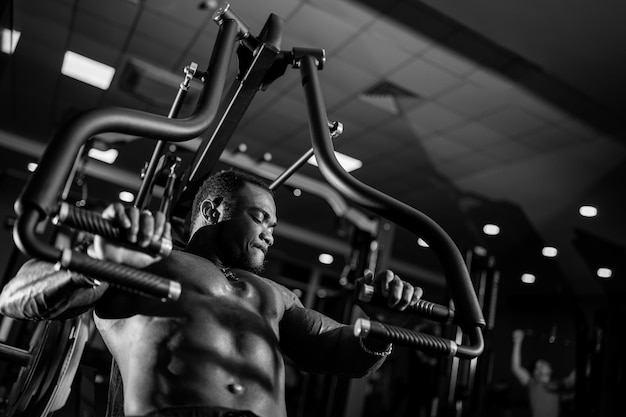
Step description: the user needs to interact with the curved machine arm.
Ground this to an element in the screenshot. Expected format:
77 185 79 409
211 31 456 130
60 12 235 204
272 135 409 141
12 18 242 301
296 54 485 358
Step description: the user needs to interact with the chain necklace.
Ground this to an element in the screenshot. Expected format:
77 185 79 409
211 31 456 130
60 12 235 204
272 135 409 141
220 266 238 282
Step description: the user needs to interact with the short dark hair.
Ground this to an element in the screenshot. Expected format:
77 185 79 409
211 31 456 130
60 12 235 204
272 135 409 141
191 169 271 224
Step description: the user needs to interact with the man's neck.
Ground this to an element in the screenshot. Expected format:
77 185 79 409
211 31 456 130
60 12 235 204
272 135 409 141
184 228 220 265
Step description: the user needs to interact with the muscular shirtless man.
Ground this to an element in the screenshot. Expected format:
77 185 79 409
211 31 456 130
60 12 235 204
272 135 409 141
0 169 422 417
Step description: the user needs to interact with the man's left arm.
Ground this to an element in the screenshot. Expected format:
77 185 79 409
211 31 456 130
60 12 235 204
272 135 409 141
278 270 421 378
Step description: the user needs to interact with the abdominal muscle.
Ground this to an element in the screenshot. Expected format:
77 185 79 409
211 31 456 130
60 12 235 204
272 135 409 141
94 255 288 417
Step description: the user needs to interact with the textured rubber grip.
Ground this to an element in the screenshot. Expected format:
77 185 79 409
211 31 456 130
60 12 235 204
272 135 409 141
358 283 455 324
58 203 172 257
354 318 455 357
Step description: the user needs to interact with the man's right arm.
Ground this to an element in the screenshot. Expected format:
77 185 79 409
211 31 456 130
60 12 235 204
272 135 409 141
0 258 109 321
0 203 170 321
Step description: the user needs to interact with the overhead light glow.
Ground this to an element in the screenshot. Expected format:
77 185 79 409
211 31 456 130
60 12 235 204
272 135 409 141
62 51 115 90
483 224 500 236
474 246 488 256
307 152 363 173
597 268 612 279
542 246 558 258
417 238 429 248
27 162 38 172
521 273 536 284
1 28 21 54
119 191 135 203
579 205 597 218
318 253 334 265
88 148 118 164
293 188 302 197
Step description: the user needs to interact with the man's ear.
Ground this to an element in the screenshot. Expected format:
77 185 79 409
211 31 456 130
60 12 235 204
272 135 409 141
201 197 222 224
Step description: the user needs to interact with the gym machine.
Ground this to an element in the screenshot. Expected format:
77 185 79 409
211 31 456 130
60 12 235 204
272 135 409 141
0 4 484 415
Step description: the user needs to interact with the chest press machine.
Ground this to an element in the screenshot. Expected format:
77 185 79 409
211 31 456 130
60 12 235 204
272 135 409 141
0 4 484 416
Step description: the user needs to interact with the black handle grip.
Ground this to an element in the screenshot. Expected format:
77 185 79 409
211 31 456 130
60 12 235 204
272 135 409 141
354 318 484 359
56 203 172 257
59 249 181 301
354 318 455 357
357 282 455 324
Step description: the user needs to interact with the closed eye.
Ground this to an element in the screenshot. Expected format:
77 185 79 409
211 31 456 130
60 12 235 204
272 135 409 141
248 208 277 228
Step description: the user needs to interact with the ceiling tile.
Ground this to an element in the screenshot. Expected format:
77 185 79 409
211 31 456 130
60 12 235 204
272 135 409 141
438 152 501 179
467 68 515 90
318 55 379 98
308 0 376 29
420 135 473 163
558 118 605 143
422 46 476 76
13 9 70 50
514 91 570 124
517 126 585 152
335 29 413 77
74 10 129 52
480 140 537 163
368 13 431 56
286 3 361 54
127 33 181 69
229 0 302 33
479 105 548 137
404 102 465 135
365 117 425 147
332 98 395 131
78 0 140 29
436 82 509 117
388 57 461 98
69 33 122 66
136 8 198 52
143 0 211 28
445 121 507 150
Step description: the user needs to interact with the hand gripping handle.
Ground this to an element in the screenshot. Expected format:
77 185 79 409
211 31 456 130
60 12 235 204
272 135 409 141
357 282 455 325
56 203 172 257
354 318 483 359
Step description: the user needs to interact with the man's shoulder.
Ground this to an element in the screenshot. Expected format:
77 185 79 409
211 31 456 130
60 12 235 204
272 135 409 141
256 275 303 309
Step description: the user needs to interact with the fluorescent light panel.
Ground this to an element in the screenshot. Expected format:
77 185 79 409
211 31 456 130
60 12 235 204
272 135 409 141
88 148 118 164
1 28 21 54
61 51 115 90
307 151 363 173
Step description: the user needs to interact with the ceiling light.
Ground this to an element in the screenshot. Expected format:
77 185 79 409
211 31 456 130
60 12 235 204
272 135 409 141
483 224 500 236
119 191 135 203
521 273 536 284
27 162 38 172
417 238 429 248
474 246 488 256
1 28 21 54
88 148 118 164
597 268 612 279
62 51 115 90
307 151 363 173
318 253 334 265
293 188 302 197
542 246 558 258
579 205 597 218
